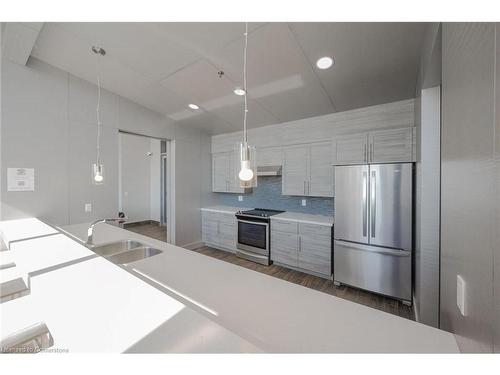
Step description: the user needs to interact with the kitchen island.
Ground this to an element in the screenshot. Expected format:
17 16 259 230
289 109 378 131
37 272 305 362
2 218 459 353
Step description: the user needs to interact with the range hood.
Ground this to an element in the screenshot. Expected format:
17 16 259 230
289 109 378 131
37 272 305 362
257 165 282 176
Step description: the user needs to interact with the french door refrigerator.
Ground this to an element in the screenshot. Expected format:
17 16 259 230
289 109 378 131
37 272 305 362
334 163 412 303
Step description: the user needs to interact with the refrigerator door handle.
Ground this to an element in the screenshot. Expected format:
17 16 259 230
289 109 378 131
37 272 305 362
334 240 410 257
362 171 368 237
370 170 376 238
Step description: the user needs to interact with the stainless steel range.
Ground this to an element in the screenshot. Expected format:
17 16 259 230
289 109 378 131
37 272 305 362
235 208 285 265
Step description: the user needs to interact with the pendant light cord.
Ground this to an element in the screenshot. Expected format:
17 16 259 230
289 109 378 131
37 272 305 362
243 22 248 144
96 76 102 165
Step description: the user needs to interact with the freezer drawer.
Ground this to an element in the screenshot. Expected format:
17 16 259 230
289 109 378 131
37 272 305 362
334 240 411 302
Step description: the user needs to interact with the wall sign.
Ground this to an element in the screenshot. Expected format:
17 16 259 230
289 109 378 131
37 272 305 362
7 168 35 191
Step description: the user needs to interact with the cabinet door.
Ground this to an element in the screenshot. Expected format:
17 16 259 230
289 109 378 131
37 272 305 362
298 224 332 276
333 134 368 165
271 230 298 267
309 142 334 197
368 128 413 163
282 145 309 196
212 153 229 192
228 150 250 193
257 146 282 167
202 212 219 244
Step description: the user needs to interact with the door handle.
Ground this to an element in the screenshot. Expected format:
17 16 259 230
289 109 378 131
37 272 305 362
334 240 410 257
371 170 376 238
362 171 367 237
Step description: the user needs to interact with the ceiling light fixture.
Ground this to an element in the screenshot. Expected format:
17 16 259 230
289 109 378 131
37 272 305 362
316 56 334 70
233 87 246 96
238 22 257 187
188 103 200 110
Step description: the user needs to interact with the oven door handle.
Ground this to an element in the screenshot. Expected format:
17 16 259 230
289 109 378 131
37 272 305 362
237 219 269 226
236 248 269 260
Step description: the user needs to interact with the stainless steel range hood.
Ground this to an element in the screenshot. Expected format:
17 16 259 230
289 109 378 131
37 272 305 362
257 165 282 176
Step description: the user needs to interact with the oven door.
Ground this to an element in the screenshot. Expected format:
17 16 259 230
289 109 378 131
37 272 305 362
237 219 269 256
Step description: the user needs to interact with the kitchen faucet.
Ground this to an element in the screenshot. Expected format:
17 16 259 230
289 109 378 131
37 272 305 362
86 218 126 246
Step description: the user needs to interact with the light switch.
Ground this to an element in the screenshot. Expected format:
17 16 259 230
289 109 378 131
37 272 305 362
457 274 466 316
85 203 92 213
238 195 243 202
301 199 307 206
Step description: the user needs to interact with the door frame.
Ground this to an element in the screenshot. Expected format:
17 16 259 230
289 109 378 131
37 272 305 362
118 130 175 245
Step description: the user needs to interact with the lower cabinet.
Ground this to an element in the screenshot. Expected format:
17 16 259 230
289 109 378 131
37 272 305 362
202 210 237 252
270 219 332 278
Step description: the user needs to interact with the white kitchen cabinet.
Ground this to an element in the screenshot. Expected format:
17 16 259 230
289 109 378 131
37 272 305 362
333 127 415 165
282 145 309 196
368 127 414 163
333 133 369 165
257 146 282 167
309 142 334 197
271 219 332 278
212 151 250 193
201 210 237 252
282 141 333 197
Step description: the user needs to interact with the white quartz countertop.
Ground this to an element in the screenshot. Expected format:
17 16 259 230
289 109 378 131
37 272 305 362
0 219 259 353
200 206 243 214
62 223 458 353
0 218 58 249
272 212 334 226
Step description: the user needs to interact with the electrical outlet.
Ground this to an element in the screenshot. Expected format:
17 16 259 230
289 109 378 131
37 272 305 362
85 203 92 213
301 199 307 206
238 195 243 202
457 274 466 316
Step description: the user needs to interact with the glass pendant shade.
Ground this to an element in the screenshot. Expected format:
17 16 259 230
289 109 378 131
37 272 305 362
237 142 257 188
92 163 104 185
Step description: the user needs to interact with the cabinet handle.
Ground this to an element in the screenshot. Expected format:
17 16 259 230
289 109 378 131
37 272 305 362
369 143 373 162
298 235 301 251
303 181 306 195
364 144 367 162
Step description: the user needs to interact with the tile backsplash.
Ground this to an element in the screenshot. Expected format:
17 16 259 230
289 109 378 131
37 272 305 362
216 176 334 216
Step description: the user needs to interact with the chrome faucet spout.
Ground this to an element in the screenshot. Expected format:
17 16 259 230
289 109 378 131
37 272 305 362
86 218 125 246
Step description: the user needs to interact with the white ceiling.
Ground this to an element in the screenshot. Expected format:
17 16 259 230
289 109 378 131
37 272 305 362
30 22 426 134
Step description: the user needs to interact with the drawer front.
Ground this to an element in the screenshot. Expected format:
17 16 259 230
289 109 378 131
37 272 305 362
271 219 298 234
299 223 332 237
217 212 236 224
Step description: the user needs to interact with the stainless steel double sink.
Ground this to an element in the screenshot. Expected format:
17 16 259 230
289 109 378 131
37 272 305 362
91 240 162 265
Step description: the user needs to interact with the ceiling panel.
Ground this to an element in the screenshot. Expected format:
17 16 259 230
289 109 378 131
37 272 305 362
31 24 154 105
54 22 201 81
175 111 234 135
289 22 426 111
212 23 334 123
160 59 236 104
210 99 278 130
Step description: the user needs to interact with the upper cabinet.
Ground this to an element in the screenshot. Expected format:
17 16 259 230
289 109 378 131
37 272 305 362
212 151 250 193
257 146 282 167
282 141 333 197
333 127 415 165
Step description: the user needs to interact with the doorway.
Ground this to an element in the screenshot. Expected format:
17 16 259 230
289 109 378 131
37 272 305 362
118 131 171 243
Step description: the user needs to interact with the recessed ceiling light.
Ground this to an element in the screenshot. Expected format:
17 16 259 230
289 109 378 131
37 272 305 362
233 87 246 96
316 56 334 70
188 103 200 110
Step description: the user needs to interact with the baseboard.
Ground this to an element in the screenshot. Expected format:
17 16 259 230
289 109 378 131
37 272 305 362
182 241 205 250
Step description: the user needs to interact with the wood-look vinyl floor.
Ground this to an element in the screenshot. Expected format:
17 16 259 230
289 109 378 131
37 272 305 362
124 222 167 242
123 223 414 320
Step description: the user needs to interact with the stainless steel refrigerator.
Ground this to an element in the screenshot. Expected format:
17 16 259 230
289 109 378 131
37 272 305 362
334 163 412 303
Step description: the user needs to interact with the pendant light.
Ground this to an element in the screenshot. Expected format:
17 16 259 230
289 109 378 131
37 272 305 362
238 22 257 186
92 76 104 184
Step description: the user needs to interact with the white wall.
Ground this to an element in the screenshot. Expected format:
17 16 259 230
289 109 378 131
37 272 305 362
0 57 210 247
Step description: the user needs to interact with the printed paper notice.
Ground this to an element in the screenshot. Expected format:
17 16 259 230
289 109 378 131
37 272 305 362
7 168 35 191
